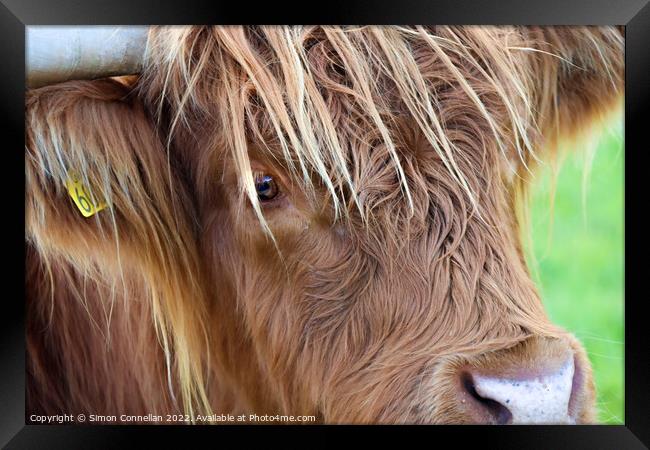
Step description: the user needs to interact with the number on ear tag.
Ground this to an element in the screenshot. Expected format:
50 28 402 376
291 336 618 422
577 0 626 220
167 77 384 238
66 175 107 218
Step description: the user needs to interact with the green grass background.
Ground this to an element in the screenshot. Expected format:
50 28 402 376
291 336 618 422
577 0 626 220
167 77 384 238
528 118 624 424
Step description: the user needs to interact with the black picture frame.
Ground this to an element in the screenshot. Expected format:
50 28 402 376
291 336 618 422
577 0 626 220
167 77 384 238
1 1 647 448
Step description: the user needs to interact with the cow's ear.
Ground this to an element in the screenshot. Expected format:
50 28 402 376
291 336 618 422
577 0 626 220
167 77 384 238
526 26 624 148
25 78 211 414
26 78 198 271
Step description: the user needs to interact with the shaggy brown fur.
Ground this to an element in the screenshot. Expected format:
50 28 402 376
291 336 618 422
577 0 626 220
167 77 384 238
25 26 623 423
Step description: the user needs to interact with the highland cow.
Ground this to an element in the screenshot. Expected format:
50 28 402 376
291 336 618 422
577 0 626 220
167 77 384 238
25 25 624 424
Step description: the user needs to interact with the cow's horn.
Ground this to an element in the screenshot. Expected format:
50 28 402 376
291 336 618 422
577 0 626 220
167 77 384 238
26 26 149 88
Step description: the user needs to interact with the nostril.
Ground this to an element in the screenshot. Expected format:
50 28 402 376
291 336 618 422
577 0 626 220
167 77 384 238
567 355 584 418
461 372 513 425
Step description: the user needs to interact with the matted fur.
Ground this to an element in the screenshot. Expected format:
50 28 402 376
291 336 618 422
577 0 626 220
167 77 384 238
26 26 623 423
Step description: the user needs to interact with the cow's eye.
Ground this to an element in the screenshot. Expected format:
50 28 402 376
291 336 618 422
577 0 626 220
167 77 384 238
254 173 279 201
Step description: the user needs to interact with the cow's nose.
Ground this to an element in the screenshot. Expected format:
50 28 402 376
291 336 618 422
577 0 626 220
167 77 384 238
458 356 577 424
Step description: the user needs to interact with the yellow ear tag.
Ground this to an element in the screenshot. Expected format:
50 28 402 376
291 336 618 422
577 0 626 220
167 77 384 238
66 175 107 218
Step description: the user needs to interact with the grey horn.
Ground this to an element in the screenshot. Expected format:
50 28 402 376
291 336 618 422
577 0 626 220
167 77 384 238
26 26 149 88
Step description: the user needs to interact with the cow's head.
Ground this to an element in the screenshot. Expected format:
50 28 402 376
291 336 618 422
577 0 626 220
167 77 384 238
26 26 623 423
